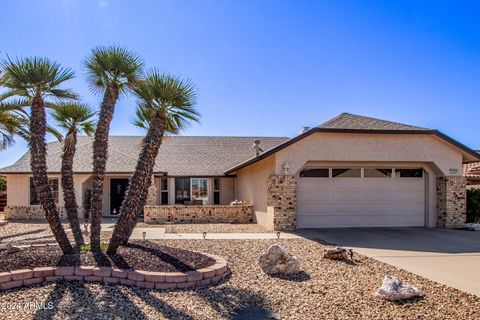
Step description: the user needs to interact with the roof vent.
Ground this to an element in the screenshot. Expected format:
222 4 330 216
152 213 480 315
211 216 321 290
253 140 263 157
300 126 310 134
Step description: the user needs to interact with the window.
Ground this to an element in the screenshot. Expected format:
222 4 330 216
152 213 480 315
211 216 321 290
30 177 59 205
175 178 190 204
396 169 423 178
364 168 392 178
332 168 361 178
191 178 208 204
300 168 329 178
213 178 220 205
159 177 168 205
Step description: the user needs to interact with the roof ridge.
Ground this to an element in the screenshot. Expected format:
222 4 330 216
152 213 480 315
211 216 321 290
318 112 429 130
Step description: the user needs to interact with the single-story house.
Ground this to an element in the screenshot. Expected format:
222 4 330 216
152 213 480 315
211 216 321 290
1 113 479 230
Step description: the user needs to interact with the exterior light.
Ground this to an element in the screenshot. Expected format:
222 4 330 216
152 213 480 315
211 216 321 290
283 161 290 175
142 231 146 240
203 231 207 240
276 231 281 239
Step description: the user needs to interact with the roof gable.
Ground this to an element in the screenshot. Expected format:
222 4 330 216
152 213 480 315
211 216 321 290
318 113 429 131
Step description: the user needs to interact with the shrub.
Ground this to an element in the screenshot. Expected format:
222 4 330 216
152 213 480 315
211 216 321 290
466 188 480 223
0 177 6 192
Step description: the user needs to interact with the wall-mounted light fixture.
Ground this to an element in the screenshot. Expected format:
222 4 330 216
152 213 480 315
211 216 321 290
283 161 290 175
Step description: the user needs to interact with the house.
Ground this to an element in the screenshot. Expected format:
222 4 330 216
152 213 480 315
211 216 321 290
1 113 479 230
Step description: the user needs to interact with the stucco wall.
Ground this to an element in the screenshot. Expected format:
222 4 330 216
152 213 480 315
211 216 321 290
220 177 236 204
274 133 463 177
235 155 276 222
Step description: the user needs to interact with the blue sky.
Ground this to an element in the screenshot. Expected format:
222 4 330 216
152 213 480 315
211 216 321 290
1 0 479 167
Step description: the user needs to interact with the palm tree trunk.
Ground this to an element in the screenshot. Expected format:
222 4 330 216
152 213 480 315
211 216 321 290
107 111 165 255
61 132 84 247
30 97 73 254
90 85 119 251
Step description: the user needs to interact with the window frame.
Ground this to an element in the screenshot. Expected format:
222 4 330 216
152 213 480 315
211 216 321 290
213 178 221 205
363 168 393 178
159 177 169 205
191 178 208 205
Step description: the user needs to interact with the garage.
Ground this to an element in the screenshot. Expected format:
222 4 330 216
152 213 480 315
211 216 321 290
297 167 426 228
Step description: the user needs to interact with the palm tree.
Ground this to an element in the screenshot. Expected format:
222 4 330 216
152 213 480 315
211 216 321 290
107 70 199 254
83 45 144 251
0 103 23 150
52 102 96 247
1 57 76 254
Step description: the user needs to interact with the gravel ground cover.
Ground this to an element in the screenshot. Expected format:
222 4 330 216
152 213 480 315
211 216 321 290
0 241 215 272
0 221 112 245
1 238 479 320
136 223 272 233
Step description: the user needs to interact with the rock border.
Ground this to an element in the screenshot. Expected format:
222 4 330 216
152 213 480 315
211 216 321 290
0 245 229 291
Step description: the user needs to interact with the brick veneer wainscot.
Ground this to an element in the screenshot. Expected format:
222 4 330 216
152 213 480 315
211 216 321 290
144 205 254 224
267 175 297 231
437 176 467 228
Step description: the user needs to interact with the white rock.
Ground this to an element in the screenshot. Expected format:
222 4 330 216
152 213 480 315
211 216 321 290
375 275 421 301
465 223 480 231
259 243 301 274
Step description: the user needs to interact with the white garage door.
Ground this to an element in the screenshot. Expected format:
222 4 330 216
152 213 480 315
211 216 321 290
297 168 425 228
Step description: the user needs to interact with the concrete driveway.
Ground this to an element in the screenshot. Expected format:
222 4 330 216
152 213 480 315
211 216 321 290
298 227 480 296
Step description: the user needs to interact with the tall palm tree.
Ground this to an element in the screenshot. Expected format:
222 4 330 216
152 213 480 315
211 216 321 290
107 70 199 254
1 57 76 254
83 45 144 251
52 102 96 247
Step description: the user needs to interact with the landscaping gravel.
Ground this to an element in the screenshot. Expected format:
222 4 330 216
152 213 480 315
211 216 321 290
1 238 479 319
0 241 215 272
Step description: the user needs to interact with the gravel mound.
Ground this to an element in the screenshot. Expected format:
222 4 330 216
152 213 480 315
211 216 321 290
0 241 215 272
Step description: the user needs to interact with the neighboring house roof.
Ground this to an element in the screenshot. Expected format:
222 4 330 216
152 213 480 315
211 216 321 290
0 136 288 176
224 113 480 174
463 151 480 179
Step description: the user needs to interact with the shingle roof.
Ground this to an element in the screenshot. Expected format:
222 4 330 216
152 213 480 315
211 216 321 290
224 113 479 174
0 136 288 176
318 113 430 131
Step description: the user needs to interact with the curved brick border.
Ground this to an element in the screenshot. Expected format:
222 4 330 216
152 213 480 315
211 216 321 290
0 246 229 291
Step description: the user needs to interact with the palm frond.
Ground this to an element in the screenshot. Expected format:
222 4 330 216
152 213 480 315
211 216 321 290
132 69 200 134
82 45 144 95
51 101 97 137
0 56 75 100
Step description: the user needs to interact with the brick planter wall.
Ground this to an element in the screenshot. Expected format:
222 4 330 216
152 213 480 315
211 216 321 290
437 176 467 228
144 205 254 224
267 175 297 231
0 245 230 291
4 206 84 220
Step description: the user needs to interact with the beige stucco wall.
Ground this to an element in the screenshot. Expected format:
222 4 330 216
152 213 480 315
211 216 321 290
274 133 463 177
236 155 276 216
220 177 235 204
5 173 90 209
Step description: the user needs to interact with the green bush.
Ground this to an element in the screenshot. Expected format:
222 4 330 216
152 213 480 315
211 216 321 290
467 188 480 223
0 177 6 192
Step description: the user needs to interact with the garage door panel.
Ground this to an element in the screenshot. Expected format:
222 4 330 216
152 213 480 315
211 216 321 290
297 175 425 228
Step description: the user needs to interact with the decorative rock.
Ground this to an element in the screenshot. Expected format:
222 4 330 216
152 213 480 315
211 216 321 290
6 243 20 254
258 243 300 274
323 246 353 260
375 275 421 301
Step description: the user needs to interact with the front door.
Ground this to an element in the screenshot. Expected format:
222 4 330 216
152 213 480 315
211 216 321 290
110 179 129 215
